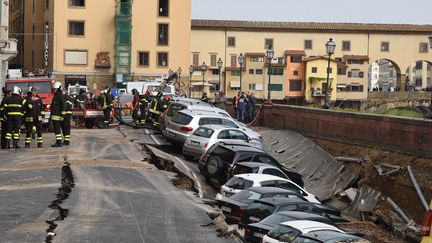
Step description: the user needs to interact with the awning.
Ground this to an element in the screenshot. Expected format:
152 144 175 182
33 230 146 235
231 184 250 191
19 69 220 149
337 84 346 88
230 81 240 88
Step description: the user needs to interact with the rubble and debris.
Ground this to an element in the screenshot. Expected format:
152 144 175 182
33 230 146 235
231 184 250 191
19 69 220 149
386 197 410 223
335 156 363 164
407 165 429 211
373 163 403 177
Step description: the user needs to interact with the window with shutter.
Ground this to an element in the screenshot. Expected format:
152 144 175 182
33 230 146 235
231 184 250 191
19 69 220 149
192 53 199 66
359 71 364 78
360 85 364 91
210 54 217 67
348 71 352 77
231 55 237 67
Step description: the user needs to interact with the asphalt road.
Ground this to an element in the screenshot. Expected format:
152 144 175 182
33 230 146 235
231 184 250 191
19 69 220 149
0 128 232 243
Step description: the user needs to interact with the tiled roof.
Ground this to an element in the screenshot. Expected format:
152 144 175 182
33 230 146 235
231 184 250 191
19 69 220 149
285 50 306 56
192 19 432 33
343 55 370 61
245 52 266 57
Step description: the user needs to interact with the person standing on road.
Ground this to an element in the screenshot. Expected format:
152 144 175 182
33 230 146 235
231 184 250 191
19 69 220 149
75 88 88 109
236 91 248 122
218 91 227 110
100 87 113 129
61 91 73 145
246 92 256 123
131 89 140 125
233 91 240 116
0 89 12 149
4 86 26 149
50 82 66 147
161 95 171 112
23 90 35 148
31 87 44 148
138 90 151 125
148 92 163 128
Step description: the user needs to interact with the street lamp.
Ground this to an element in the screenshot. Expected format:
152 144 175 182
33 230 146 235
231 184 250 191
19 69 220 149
177 66 182 91
266 46 274 100
427 34 432 118
217 58 223 92
201 62 207 96
322 38 336 109
238 53 245 91
189 65 194 98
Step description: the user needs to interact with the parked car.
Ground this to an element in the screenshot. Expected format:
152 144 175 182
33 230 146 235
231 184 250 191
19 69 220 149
262 220 369 243
231 162 291 180
240 198 343 227
421 200 432 243
182 125 263 160
216 187 307 222
198 141 304 187
159 98 225 130
244 211 336 243
164 109 262 144
216 174 319 203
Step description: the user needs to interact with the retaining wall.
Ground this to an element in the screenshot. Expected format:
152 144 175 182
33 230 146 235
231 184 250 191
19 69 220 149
259 104 432 157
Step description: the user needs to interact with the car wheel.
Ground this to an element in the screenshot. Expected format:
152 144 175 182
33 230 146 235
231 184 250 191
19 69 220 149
207 156 223 177
84 119 95 129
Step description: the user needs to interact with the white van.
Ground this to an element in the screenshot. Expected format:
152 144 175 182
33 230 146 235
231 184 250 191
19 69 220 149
142 81 175 95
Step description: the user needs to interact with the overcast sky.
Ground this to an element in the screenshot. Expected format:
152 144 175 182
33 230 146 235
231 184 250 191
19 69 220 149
192 0 432 24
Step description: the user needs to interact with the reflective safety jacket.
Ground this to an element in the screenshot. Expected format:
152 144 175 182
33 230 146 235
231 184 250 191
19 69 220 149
100 93 113 110
50 90 66 121
0 96 7 121
3 94 26 118
140 94 150 109
149 97 162 115
64 95 73 116
24 96 35 122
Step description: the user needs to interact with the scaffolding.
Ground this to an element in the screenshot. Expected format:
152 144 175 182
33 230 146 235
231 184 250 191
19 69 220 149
115 2 132 84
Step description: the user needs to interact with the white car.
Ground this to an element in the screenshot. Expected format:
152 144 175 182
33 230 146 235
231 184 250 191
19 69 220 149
215 174 320 204
262 220 368 243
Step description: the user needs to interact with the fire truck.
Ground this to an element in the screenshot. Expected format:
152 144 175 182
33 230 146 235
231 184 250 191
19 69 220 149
5 77 54 125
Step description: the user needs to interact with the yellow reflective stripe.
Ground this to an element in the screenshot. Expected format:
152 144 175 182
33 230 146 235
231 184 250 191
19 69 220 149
149 109 161 115
51 115 62 121
66 101 73 105
25 117 34 122
65 111 73 114
7 112 23 115
6 104 22 108
28 104 33 109
61 111 66 115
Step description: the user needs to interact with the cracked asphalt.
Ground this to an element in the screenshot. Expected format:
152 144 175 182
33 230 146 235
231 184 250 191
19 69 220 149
0 128 233 243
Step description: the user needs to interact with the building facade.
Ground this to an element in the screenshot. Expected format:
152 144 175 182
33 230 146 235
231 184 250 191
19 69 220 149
9 0 191 89
1 0 18 93
304 57 338 104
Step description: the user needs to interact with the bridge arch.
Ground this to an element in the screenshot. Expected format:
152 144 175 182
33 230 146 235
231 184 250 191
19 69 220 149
368 59 402 91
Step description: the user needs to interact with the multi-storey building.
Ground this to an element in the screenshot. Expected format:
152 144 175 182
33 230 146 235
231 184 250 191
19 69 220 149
336 55 369 101
9 0 191 89
0 0 18 93
304 56 338 105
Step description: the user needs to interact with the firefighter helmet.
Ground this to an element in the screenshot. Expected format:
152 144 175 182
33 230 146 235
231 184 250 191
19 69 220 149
12 86 21 95
53 81 62 89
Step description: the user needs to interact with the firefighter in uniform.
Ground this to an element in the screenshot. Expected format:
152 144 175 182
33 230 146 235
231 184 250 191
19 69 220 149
31 87 44 147
100 87 113 128
148 92 163 128
161 95 171 112
0 89 12 149
62 91 73 145
4 86 25 149
75 88 88 109
138 90 151 125
23 90 35 148
51 82 66 147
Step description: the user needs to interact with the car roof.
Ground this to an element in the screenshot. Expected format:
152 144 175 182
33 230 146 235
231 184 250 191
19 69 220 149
199 124 246 132
247 186 298 194
217 141 264 152
171 99 213 106
235 162 278 169
234 173 291 182
255 197 307 205
280 220 344 234
274 211 329 220
179 109 229 117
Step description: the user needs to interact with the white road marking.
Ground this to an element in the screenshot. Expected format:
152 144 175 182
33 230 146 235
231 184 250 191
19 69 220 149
144 129 150 135
150 135 161 145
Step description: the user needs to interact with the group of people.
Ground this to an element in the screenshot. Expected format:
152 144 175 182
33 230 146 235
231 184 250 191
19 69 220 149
233 91 256 123
200 91 227 110
131 89 171 128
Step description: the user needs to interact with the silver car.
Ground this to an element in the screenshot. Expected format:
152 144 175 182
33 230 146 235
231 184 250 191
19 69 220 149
164 109 262 144
160 98 230 130
182 125 263 160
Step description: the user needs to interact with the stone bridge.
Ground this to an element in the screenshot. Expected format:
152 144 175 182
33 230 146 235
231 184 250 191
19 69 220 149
362 91 432 113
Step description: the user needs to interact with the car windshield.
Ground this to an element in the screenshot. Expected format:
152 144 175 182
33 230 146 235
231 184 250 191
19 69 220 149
232 164 257 175
193 127 214 138
267 225 301 242
303 230 367 243
210 146 235 164
260 214 295 225
172 113 193 125
167 103 186 117
6 81 51 93
225 177 253 190
230 189 262 204
247 202 275 220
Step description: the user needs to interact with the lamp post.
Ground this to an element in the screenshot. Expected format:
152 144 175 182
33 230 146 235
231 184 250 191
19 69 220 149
189 65 194 98
266 46 274 100
238 53 244 91
217 58 223 92
201 62 207 96
177 67 182 92
322 38 336 109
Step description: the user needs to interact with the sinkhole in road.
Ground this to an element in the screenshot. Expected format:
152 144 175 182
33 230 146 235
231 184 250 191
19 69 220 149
44 157 75 243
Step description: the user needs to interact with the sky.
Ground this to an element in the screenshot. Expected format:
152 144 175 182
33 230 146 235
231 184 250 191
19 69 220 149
192 0 432 25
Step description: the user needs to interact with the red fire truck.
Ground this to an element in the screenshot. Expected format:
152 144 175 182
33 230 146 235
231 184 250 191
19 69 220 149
5 77 54 125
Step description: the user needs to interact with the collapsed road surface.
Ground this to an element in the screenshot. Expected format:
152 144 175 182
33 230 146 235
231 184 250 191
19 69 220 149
0 129 233 243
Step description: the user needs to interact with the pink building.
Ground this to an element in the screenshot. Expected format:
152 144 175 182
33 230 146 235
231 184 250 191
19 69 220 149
285 50 306 101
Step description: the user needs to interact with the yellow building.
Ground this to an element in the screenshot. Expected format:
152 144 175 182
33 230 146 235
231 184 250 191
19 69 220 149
10 0 191 89
336 55 370 101
304 57 338 104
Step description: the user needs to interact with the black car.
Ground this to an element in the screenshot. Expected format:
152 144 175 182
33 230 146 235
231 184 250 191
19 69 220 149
198 141 303 187
244 211 336 243
240 198 344 227
216 187 307 223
